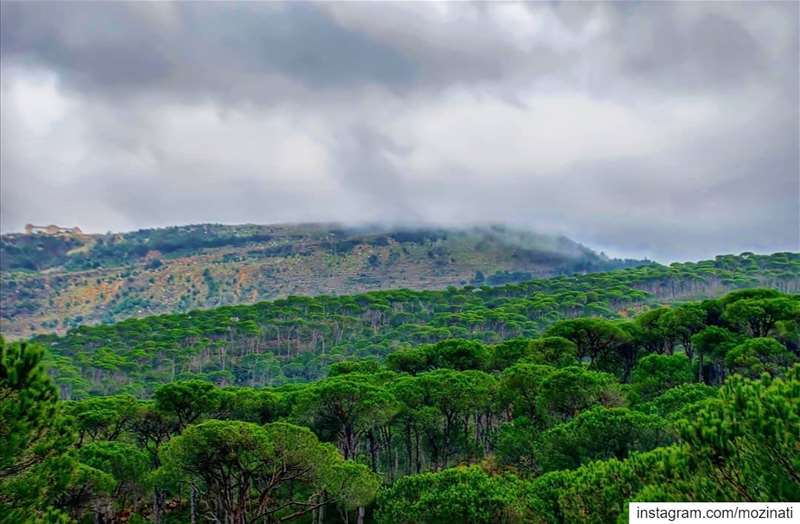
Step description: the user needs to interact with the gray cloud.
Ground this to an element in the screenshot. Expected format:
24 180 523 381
1 1 797 262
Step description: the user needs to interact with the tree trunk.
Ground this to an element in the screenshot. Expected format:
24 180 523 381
414 428 422 473
684 338 694 360
368 430 378 472
698 352 704 383
152 489 164 524
405 425 413 476
190 484 197 524
357 506 365 524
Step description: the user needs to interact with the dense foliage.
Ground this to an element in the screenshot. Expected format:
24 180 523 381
1 280 798 522
28 252 799 399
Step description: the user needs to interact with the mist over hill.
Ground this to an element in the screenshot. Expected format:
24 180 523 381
0 223 645 338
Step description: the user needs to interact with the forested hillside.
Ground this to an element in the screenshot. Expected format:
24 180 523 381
4 1 796 522
1 224 643 338
32 252 800 399
2 284 798 523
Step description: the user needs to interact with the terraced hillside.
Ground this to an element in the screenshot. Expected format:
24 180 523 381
31 252 800 399
0 223 642 338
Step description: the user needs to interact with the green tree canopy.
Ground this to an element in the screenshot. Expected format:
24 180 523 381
159 420 379 524
534 406 672 472
545 318 630 368
522 337 579 368
154 380 221 429
537 366 621 423
376 466 522 524
294 375 397 460
0 339 75 521
630 354 693 403
724 337 795 378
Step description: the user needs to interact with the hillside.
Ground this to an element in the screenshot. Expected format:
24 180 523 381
31 251 800 399
8 279 800 523
0 223 643 338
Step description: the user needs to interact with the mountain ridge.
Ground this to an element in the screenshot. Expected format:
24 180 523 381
1 223 645 338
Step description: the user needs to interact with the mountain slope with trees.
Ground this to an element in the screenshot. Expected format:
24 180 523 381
1 223 644 338
29 251 800 399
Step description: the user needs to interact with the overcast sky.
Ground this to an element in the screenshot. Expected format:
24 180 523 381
1 1 798 261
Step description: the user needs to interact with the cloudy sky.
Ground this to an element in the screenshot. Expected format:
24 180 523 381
1 1 797 261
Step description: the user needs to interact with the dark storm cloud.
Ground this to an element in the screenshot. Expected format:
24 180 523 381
611 3 767 88
1 1 797 261
1 1 792 104
0 2 418 100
